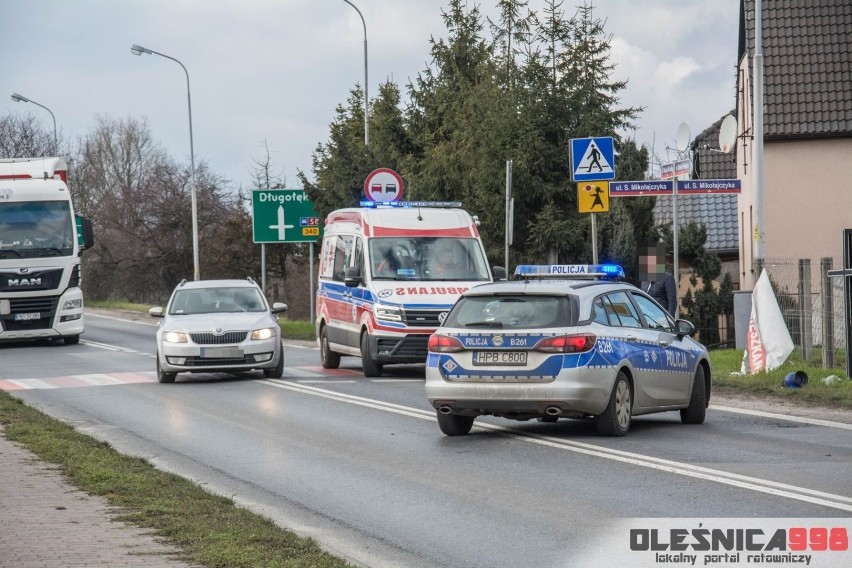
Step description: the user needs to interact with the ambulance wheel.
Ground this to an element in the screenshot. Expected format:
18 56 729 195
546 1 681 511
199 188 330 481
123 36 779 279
320 326 341 369
360 332 383 377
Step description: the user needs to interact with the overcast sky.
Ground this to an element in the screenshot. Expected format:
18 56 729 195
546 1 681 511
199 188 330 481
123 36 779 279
1 0 740 189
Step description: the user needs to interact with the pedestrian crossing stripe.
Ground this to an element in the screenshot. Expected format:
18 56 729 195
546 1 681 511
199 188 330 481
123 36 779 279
0 366 402 390
570 136 616 181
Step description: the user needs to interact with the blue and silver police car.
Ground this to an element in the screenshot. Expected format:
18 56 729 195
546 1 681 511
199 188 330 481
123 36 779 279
424 265 711 436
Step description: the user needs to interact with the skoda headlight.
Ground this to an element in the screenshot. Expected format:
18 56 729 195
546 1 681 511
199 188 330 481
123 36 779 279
251 327 276 340
375 304 402 322
62 298 83 310
163 331 188 343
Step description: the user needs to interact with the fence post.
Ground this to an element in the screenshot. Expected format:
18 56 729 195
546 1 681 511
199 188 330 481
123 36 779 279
821 257 834 368
798 259 813 361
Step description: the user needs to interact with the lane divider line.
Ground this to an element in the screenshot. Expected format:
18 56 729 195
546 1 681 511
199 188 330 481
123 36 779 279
262 379 852 513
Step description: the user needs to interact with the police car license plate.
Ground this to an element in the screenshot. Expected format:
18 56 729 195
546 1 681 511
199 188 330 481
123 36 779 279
13 312 40 321
472 351 527 366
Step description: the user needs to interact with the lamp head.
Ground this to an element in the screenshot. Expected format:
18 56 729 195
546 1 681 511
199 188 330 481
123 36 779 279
11 93 28 103
130 44 152 56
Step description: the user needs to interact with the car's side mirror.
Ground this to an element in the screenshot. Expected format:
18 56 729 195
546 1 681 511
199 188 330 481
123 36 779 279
148 307 164 318
344 266 362 287
492 266 507 281
675 319 695 338
271 302 288 314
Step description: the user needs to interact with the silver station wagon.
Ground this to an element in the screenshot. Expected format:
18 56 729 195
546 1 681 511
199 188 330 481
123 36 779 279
424 265 711 436
149 278 288 383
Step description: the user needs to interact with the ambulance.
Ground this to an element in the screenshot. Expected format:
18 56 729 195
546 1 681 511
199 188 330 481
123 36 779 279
316 201 504 376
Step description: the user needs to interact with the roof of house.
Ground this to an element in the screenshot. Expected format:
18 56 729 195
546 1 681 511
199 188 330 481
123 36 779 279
739 0 852 139
653 113 739 253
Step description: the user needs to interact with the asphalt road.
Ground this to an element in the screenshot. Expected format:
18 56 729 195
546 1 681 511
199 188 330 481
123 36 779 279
2 310 851 568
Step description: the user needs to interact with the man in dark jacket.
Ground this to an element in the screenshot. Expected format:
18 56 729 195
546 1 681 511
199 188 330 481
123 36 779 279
638 246 678 317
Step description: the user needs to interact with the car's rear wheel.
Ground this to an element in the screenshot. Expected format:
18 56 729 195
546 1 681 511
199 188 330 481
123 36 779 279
680 365 707 424
360 332 383 377
436 412 475 436
595 371 632 436
263 346 284 378
537 415 559 423
156 356 176 384
320 326 341 369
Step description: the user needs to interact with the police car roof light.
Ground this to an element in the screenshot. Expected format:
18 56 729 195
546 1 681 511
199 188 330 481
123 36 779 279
513 264 625 280
359 200 463 209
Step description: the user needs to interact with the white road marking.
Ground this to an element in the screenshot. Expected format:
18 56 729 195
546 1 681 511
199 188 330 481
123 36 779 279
262 379 852 513
712 404 852 430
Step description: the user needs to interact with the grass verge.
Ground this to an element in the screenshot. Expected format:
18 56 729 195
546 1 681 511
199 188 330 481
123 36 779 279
0 391 354 568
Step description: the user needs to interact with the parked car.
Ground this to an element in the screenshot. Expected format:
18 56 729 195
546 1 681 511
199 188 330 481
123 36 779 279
149 278 287 383
424 265 711 436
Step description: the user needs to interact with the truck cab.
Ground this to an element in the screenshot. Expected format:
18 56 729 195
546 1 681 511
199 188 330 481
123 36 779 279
0 157 94 344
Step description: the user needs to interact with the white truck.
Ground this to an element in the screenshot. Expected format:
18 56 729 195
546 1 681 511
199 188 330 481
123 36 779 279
0 157 94 344
315 201 506 376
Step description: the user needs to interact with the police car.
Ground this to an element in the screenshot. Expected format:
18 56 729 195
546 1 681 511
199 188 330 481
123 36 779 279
424 265 711 437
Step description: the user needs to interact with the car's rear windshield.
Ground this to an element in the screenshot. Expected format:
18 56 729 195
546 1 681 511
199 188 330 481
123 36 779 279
169 287 266 315
444 295 575 329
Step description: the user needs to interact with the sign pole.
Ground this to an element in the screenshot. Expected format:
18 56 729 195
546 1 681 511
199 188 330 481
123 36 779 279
261 243 266 294
505 160 512 271
672 176 680 315
309 242 315 324
591 213 598 264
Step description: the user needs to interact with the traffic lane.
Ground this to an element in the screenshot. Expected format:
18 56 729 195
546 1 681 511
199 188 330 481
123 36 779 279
13 376 849 568
82 311 158 351
284 366 852 502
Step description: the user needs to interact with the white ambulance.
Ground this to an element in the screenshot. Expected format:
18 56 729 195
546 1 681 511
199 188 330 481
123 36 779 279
316 201 504 376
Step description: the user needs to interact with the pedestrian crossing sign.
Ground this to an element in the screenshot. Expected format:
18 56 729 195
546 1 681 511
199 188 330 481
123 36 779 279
571 137 615 181
578 182 610 213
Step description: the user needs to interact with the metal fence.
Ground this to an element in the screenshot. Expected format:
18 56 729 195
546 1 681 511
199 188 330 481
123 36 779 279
758 257 847 370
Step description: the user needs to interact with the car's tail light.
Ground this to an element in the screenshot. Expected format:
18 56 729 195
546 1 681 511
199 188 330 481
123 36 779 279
428 333 465 353
534 334 596 353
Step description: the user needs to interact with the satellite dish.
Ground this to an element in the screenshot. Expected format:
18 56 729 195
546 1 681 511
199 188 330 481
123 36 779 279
718 114 737 153
676 122 691 152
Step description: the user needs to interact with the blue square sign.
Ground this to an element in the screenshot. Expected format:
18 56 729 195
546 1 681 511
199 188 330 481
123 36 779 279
571 137 615 181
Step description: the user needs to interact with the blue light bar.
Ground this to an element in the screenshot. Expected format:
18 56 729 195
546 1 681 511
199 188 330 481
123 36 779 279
514 264 625 280
359 200 463 209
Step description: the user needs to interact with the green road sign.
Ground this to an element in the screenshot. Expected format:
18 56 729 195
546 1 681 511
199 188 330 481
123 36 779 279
252 189 322 243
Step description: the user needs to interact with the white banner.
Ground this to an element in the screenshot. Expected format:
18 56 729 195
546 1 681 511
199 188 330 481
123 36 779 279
742 269 794 374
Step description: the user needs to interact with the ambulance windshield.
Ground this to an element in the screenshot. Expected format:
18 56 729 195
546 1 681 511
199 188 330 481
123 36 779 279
370 237 490 281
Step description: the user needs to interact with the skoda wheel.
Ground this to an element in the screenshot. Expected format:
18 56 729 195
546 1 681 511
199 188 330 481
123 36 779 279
437 412 475 436
156 356 176 384
263 346 284 378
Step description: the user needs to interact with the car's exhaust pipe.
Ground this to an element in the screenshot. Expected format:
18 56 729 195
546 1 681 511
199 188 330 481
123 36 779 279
545 406 562 416
438 405 453 415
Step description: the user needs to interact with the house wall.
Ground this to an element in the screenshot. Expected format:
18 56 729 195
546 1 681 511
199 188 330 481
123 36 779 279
736 64 852 289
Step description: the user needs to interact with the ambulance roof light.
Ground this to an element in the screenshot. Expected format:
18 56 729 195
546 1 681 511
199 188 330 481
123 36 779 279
358 200 463 209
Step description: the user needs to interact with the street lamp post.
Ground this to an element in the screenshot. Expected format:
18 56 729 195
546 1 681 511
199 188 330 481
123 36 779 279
342 0 368 146
130 44 200 281
11 93 58 154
